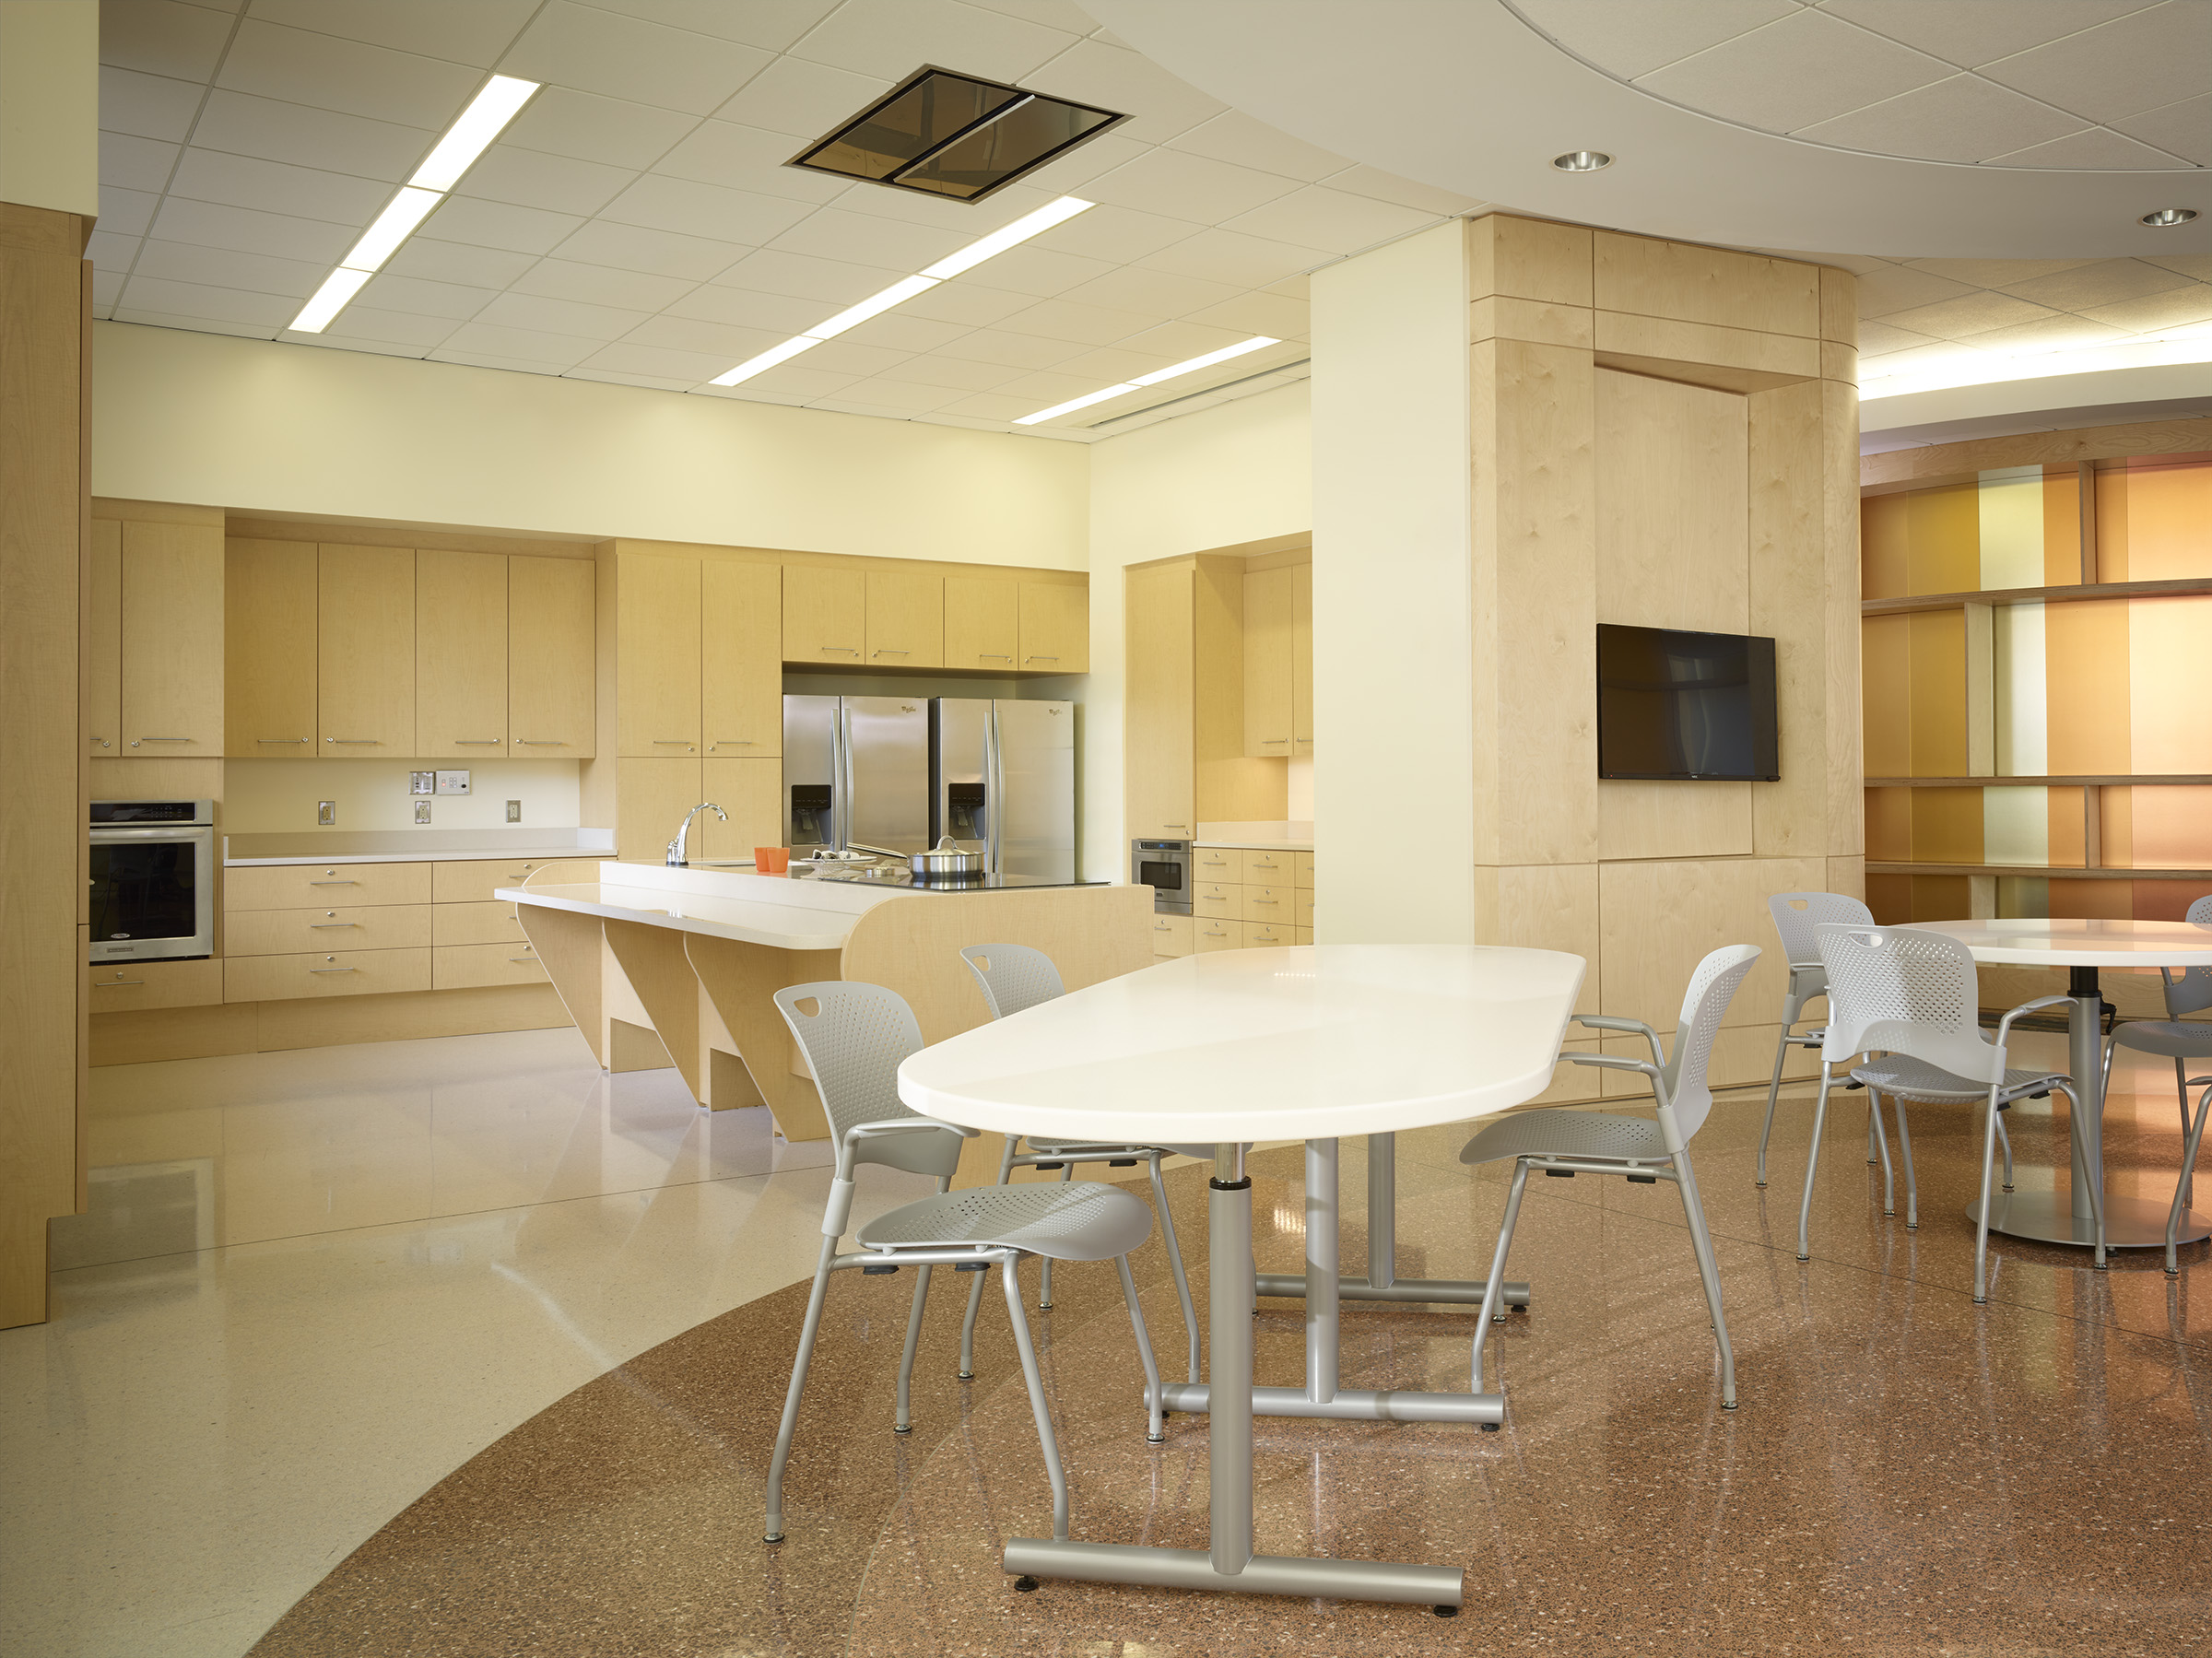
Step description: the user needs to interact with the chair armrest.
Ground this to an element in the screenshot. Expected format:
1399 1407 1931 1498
1571 1015 1665 1068
849 1117 979 1143
1567 1053 1664 1083
1995 994 2075 1045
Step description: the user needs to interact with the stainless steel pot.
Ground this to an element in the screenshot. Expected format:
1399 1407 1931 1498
910 836 984 877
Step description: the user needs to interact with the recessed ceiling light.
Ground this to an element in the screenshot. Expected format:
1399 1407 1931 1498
1013 337 1282 426
1552 150 1611 172
2141 207 2198 227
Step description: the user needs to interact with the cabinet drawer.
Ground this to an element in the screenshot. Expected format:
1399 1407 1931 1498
225 947 430 1003
434 900 527 947
86 958 223 1014
1194 918 1241 952
1193 847 1239 880
1296 851 1315 889
1194 882 1240 920
1241 883 1292 923
224 862 431 911
1296 926 1314 946
226 904 432 957
1245 921 1292 948
433 941 548 990
1149 914 1192 958
1241 849 1291 885
1295 888 1315 927
430 857 603 904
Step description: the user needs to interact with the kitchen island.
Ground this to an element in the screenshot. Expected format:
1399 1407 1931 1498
504 863 1153 1160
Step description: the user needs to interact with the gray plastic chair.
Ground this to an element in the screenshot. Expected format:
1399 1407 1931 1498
1758 892 1881 1189
957 943 1205 1384
1799 923 2103 1302
1463 944 1762 1411
761 980 1164 1546
2165 1075 2212 1274
2102 894 2212 1212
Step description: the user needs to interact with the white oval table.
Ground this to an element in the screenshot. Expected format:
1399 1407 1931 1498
898 943 1587 1612
1907 918 2212 1249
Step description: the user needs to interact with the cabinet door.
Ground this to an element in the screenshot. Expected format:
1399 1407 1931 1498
509 555 594 756
617 555 700 757
944 576 1018 669
1291 561 1313 754
1124 564 1194 840
86 520 120 757
700 560 781 758
1241 565 1293 759
317 545 415 754
121 521 224 755
616 757 702 863
416 549 508 758
225 538 317 756
699 756 783 863
782 564 866 664
865 570 944 668
1019 582 1088 673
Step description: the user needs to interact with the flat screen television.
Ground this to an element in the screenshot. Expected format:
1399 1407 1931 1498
1596 624 1779 782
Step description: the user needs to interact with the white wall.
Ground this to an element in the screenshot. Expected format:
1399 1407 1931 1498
223 758 582 834
0 2 97 217
92 323 1089 569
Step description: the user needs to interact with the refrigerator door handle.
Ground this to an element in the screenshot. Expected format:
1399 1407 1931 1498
987 704 1005 876
835 700 852 853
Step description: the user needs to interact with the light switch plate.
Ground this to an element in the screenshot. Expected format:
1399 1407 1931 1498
317 800 335 826
506 799 521 822
409 770 434 794
435 770 470 796
415 800 432 824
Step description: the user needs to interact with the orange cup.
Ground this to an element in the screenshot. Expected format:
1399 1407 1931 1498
753 846 790 875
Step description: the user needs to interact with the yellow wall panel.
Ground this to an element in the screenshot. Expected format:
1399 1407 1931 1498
2126 594 2212 773
1908 786 1983 864
1907 609 1968 776
1862 613 1910 775
1865 786 1910 861
1862 484 1977 598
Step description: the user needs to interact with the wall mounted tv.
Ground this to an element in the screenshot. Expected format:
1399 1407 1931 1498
1595 624 1779 782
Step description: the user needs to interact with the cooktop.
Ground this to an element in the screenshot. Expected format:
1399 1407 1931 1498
806 866 1106 891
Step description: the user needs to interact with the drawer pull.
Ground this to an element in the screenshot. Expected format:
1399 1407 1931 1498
1261 737 1288 745
711 739 757 746
135 736 191 743
980 653 1012 661
311 967 357 974
1251 899 1277 906
514 739 565 746
453 738 501 745
326 738 379 745
507 954 535 963
93 978 146 987
309 879 359 886
872 648 909 657
256 736 309 744
1025 655 1058 664
309 922 356 929
821 645 859 654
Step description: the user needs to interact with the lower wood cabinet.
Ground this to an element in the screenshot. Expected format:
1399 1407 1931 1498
224 861 433 911
1150 914 1192 958
1194 918 1241 952
224 904 432 956
1194 880 1238 921
1241 883 1292 924
1182 846 1316 954
86 958 223 1014
1245 921 1292 948
432 900 528 947
432 941 548 989
226 947 432 1003
429 857 602 904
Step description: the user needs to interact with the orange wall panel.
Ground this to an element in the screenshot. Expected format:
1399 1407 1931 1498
2048 877 2132 920
1908 875 1972 921
2047 785 2087 868
2126 594 2212 773
2133 878 2207 922
1909 786 1983 864
1866 872 1912 925
1862 614 1910 776
2041 468 2081 585
2096 460 2212 582
2118 784 2212 869
2043 599 2130 774
1907 609 1968 776
1865 786 1911 860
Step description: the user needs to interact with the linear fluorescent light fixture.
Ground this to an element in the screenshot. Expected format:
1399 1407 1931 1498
1014 336 1282 425
288 74 540 335
706 197 1094 387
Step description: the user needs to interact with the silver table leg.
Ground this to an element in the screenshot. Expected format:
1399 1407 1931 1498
1002 1144 1465 1610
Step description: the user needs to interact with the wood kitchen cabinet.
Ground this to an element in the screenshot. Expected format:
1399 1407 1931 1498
944 575 1019 669
225 538 317 756
617 555 700 757
782 564 866 664
1018 582 1088 673
318 544 415 755
120 521 224 756
698 756 782 863
865 570 943 668
1241 565 1293 759
507 554 594 757
416 549 508 758
1291 561 1312 754
1124 562 1194 840
700 559 780 758
86 520 120 758
616 757 703 863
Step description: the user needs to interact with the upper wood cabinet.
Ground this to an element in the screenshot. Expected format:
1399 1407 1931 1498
617 555 700 757
701 559 780 758
86 520 121 758
1241 566 1294 758
225 538 317 756
782 564 866 664
1019 582 1088 673
865 570 943 668
318 544 415 755
415 550 508 758
1124 563 1195 840
945 575 1018 669
698 755 782 863
508 555 594 757
1291 562 1312 754
119 521 224 756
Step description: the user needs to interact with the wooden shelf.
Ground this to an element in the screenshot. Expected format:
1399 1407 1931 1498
1868 862 2212 882
1862 575 2212 617
1865 775 2212 788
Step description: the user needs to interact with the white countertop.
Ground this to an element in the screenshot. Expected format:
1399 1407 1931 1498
1908 917 2212 969
1195 819 1313 852
225 829 615 867
501 863 899 951
899 944 1585 1143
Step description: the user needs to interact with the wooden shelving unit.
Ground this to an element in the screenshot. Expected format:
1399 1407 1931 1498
1866 774 2212 788
1866 862 2212 882
1862 574 2212 617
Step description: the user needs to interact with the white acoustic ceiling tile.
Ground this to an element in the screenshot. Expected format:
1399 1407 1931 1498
1182 289 1310 338
792 0 1077 81
723 362 863 397
500 88 700 170
712 55 890 138
472 291 652 341
1984 126 2194 169
438 321 600 365
576 0 842 53
793 337 913 376
933 327 1088 369
1978 4 2211 123
1015 131 1150 193
767 206 968 270
991 368 1119 403
1819 0 2154 68
117 275 298 325
870 353 1025 392
1855 341 1982 375
86 231 144 275
548 218 747 279
1045 344 1180 382
1112 318 1259 361
938 390 1050 420
830 311 972 353
383 236 538 287
100 131 179 194
1877 290 2058 337
168 147 393 224
100 65 207 143
249 0 539 65
100 0 234 80
429 348 572 375
958 0 1104 30
111 310 276 339
821 375 971 414
1028 39 1229 143
132 238 328 297
653 121 850 203
806 397 933 419
147 194 353 261
1223 186 1435 256
93 270 128 309
190 90 435 182
511 258 694 311
565 365 698 392
2082 285 2212 333
456 146 637 217
1635 8 1952 135
305 304 458 347
1266 272 1310 299
1999 258 2198 312
501 3 774 116
2112 94 2212 167
599 174 816 246
1902 257 2104 286
1958 314 2131 353
421 194 585 254
356 270 500 319
97 186 162 239
1509 0 1799 80
1317 165 1487 218
957 243 1118 298
217 18 480 129
894 281 1035 327
1165 110 1351 182
621 312 781 358
1138 226 1328 289
2140 253 2212 283
993 296 1155 346
1058 265 1240 316
574 339 735 381
713 246 906 304
665 282 824 333
1853 319 1940 356
1031 202 1204 264
1791 74 2087 162
1853 262 1980 314
827 177 1055 232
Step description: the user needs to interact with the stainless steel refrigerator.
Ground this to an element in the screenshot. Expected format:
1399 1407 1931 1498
782 695 930 858
931 698 1075 881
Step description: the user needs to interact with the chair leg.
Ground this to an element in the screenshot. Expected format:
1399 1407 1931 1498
894 1263 933 1433
1870 1089 1896 1216
2179 1058 2198 1210
1973 1086 2005 1303
1472 1159 1531 1393
2168 1082 2212 1276
1038 1162 1075 1309
1114 1252 1167 1442
1147 1152 1201 1385
1995 1111 2015 1192
1796 1065 1838 1262
1866 1090 1880 1164
960 1135 1022 1377
1892 1095 1919 1229
1757 1027 1793 1188
764 1235 839 1543
1000 1254 1071 1543
1673 1149 1736 1410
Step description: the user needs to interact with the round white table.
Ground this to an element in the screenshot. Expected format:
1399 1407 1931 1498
898 943 1587 1612
1907 918 2212 1249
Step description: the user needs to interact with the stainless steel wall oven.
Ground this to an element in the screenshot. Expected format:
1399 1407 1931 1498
89 800 216 962
1131 838 1191 914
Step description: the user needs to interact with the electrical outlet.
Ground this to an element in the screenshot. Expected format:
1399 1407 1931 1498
409 770 434 794
317 800 335 826
435 770 470 795
415 799 432 824
506 799 522 823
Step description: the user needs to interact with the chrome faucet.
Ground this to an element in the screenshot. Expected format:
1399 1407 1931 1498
666 801 727 866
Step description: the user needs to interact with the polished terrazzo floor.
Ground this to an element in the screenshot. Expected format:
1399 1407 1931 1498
191 1035 2212 1658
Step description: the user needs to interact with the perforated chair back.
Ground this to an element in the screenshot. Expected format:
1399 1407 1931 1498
1814 923 2000 1084
2164 896 2212 1017
1663 945 1762 1141
772 981 961 1179
1768 892 1873 968
959 943 1065 1021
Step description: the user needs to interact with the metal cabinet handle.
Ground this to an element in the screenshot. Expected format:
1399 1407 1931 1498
653 739 693 746
1163 823 1188 829
1026 655 1058 664
1251 898 1278 906
326 738 378 745
89 736 111 747
980 653 1012 661
711 739 757 747
309 879 358 886
92 978 145 987
257 736 310 744
821 645 859 655
309 922 356 929
514 739 565 746
311 967 357 974
134 736 190 744
453 739 501 746
507 954 536 963
872 649 908 657
1262 737 1288 745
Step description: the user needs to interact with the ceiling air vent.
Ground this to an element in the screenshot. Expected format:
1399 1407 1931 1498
788 65 1126 203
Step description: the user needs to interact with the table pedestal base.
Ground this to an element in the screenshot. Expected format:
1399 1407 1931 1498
1971 1190 2211 1249
1159 1382 1504 1425
1002 1539 1463 1606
